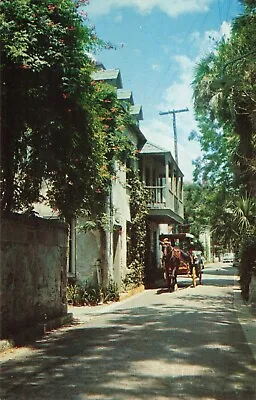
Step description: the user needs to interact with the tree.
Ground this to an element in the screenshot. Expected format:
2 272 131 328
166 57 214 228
240 0 256 9
192 4 256 196
183 183 211 238
191 2 256 297
0 0 104 218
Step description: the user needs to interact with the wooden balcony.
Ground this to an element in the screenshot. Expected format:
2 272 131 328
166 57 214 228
145 185 184 224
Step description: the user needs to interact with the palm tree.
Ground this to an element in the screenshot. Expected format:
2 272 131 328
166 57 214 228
192 5 256 196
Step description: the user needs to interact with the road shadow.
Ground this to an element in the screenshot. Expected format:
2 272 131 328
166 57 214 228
1 267 255 400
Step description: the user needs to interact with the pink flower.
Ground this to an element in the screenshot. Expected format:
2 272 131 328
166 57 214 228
79 11 88 18
19 64 29 69
48 5 57 12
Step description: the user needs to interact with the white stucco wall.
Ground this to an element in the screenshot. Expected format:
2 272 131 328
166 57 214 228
112 163 131 223
111 162 131 287
75 224 101 286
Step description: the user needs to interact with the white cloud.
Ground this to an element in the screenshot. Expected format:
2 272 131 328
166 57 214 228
189 21 232 57
148 18 231 181
158 55 196 126
152 63 161 71
141 119 175 155
140 54 201 181
85 0 214 17
220 21 231 38
114 14 123 22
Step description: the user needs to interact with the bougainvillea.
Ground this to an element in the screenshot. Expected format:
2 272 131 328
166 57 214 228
125 169 148 287
1 0 142 222
0 0 103 217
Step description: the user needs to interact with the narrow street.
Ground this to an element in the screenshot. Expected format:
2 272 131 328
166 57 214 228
1 264 255 400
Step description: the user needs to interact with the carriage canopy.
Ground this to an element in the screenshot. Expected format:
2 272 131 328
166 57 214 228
159 233 195 253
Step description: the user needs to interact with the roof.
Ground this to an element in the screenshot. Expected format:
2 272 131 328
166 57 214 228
140 141 169 154
140 141 184 176
92 69 123 89
159 233 195 240
117 89 134 105
129 124 147 149
130 105 143 120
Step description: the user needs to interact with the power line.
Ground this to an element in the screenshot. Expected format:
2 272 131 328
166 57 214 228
150 12 204 96
225 0 232 21
217 0 223 26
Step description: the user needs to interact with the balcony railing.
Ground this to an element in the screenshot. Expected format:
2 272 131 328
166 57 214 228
145 185 183 218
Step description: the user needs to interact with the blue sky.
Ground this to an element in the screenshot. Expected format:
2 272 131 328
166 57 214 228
83 0 243 182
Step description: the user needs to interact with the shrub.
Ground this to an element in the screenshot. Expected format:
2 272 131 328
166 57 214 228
102 280 120 302
67 279 119 306
66 284 85 306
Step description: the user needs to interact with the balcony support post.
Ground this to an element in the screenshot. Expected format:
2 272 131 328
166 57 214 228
165 155 169 206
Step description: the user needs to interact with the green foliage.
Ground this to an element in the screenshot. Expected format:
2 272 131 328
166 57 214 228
67 279 119 306
183 182 234 253
192 5 256 194
0 0 104 217
184 183 256 255
90 81 138 181
189 120 237 187
0 0 138 222
206 182 256 257
125 169 148 287
67 284 85 306
232 194 256 231
191 4 256 295
183 183 211 238
240 0 256 8
102 280 120 302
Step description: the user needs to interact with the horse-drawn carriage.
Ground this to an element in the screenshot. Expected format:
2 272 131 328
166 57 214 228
160 233 202 292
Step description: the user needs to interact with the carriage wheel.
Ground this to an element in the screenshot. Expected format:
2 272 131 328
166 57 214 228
192 266 197 287
196 265 202 285
166 274 171 291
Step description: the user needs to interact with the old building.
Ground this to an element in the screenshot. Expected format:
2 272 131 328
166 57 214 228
139 141 184 282
34 65 185 293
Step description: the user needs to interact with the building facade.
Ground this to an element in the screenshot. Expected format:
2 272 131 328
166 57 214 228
34 65 185 292
139 142 184 283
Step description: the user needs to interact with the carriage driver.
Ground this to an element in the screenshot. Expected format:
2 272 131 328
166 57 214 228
160 238 170 279
160 238 170 262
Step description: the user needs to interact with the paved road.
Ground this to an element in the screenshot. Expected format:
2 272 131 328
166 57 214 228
1 264 255 399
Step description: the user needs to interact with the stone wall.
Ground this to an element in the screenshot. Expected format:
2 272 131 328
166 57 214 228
0 214 68 338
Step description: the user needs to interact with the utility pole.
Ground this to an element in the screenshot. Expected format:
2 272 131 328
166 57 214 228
159 108 189 165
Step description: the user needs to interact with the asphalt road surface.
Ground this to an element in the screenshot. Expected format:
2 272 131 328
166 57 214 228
1 264 256 400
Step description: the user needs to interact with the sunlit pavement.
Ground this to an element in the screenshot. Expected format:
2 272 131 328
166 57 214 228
1 264 255 400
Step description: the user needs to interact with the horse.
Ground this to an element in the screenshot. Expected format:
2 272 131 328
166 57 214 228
161 241 194 291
